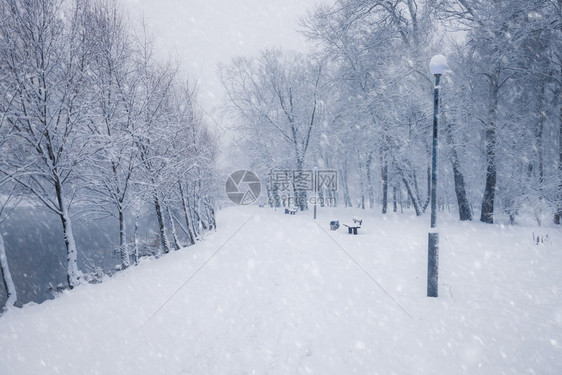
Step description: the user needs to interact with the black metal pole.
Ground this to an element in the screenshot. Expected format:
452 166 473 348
427 74 440 298
431 74 440 229
313 168 317 220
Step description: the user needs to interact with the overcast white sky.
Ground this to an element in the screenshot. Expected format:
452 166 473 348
123 0 320 110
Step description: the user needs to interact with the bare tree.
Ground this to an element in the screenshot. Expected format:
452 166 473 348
0 183 19 310
82 0 137 269
0 74 18 309
220 49 323 210
0 0 94 288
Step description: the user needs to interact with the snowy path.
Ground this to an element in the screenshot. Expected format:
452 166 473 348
1 206 561 374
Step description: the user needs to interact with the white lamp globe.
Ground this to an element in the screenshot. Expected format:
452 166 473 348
430 54 448 76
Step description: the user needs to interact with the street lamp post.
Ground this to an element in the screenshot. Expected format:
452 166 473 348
427 54 447 298
313 167 318 220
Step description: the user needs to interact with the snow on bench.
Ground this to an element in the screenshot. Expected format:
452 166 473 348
342 223 360 235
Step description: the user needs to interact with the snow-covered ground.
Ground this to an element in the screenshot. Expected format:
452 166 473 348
1 206 561 374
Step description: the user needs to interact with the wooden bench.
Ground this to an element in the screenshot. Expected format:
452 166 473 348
285 208 298 215
343 223 360 235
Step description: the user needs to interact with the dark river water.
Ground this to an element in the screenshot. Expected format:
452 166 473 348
0 206 158 307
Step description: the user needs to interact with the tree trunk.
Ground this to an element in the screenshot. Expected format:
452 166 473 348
444 119 472 221
133 208 140 265
534 80 546 226
402 178 422 216
366 152 375 209
293 159 308 211
341 164 352 207
480 71 499 224
554 81 562 224
537 82 545 191
154 192 171 254
167 205 181 250
359 160 365 209
421 165 431 212
56 182 80 289
194 202 206 232
452 160 472 221
119 209 130 269
393 185 398 213
381 153 388 214
327 184 336 207
0 233 17 310
205 199 216 230
398 188 404 214
61 209 80 288
551 0 562 223
189 189 200 240
318 188 325 207
179 182 195 244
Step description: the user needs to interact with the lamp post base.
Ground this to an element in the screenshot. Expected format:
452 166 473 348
427 232 439 297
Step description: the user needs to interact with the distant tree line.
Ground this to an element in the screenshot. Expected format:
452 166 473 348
221 0 561 226
0 0 218 310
